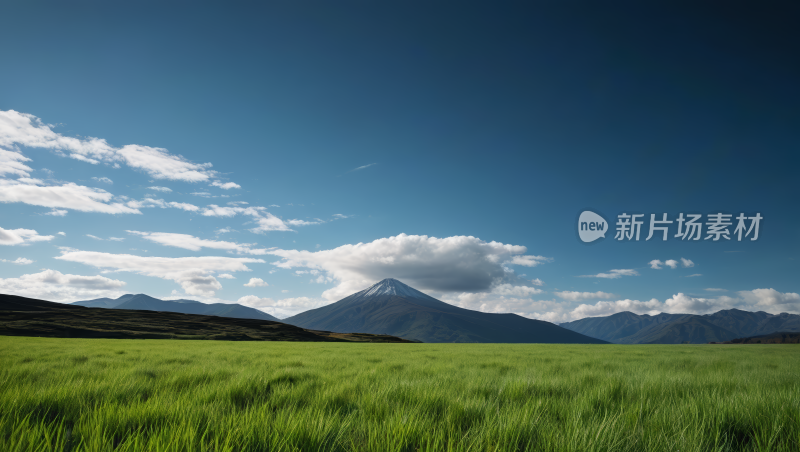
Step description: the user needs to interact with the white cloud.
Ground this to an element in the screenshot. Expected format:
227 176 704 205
490 284 543 297
347 163 377 173
267 233 550 301
705 288 726 292
505 255 552 267
686 274 702 277
56 249 264 297
45 209 68 216
57 231 66 236
217 273 235 279
563 298 665 321
201 204 293 233
286 219 323 226
0 148 33 177
251 213 293 233
0 257 34 265
237 295 325 318
244 278 268 287
651 258 694 270
92 177 113 184
88 234 124 242
0 179 140 214
0 110 238 186
580 269 639 279
738 288 800 311
211 181 241 190
332 214 349 219
215 227 233 234
0 269 127 302
125 198 199 212
148 186 172 192
127 231 270 255
0 227 55 245
540 288 800 322
554 291 615 301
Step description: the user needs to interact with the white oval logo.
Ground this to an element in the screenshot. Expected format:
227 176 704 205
578 211 607 242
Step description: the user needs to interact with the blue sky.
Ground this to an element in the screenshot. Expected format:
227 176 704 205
1 2 798 320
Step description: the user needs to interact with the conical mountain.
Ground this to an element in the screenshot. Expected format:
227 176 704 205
283 278 607 343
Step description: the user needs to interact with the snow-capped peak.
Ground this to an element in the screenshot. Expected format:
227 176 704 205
359 278 431 300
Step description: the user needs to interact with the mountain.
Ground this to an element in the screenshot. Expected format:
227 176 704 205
0 293 411 342
617 316 739 344
555 311 688 343
282 278 607 343
560 308 800 344
73 294 278 321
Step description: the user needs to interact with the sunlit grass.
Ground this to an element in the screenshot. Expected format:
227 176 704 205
1 336 798 451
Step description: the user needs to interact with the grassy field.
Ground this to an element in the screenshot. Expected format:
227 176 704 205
0 336 798 451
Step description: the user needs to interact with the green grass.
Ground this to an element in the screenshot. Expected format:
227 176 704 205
1 336 798 451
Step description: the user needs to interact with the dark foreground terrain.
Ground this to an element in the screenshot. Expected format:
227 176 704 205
0 293 411 343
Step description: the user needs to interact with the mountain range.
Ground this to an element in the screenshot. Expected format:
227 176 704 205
72 294 278 321
282 278 607 343
559 309 800 344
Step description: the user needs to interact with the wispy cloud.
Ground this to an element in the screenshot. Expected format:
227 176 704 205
0 227 55 245
339 163 377 176
0 110 234 185
211 181 241 190
86 234 124 242
56 249 265 297
349 163 376 172
128 230 271 255
555 291 615 301
0 257 34 265
580 269 639 279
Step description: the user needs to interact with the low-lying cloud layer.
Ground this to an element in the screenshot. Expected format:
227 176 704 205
267 233 550 300
528 289 800 323
0 269 127 302
56 249 264 297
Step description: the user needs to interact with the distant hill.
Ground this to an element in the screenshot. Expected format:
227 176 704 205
0 293 411 343
282 278 607 344
73 294 278 322
718 332 800 344
560 308 800 344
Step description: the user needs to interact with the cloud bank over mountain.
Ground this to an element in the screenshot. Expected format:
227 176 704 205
267 233 550 301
